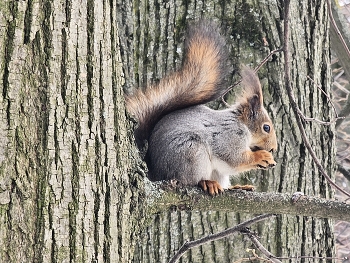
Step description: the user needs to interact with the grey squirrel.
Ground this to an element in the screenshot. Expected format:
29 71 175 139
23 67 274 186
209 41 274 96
126 20 277 195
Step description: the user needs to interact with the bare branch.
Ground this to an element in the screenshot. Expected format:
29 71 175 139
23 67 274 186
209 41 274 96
277 255 348 261
282 0 350 198
336 94 350 128
253 49 283 73
304 75 344 124
242 229 282 263
168 214 275 263
338 164 350 182
327 0 350 60
221 78 242 105
328 0 350 128
221 48 283 105
146 182 350 221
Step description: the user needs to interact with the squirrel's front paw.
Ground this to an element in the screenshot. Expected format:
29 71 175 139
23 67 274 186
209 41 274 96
253 150 276 169
198 180 224 196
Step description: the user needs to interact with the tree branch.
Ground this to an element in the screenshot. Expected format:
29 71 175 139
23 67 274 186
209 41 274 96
168 214 275 263
328 0 350 128
327 0 350 60
305 75 344 124
146 182 350 221
338 164 350 182
221 48 283 106
242 229 282 263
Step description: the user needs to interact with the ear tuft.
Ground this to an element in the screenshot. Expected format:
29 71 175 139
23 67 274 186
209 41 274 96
248 94 261 119
236 67 264 119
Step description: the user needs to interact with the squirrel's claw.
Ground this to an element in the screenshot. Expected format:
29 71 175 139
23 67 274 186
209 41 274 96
198 180 224 196
257 161 276 169
268 162 276 168
257 164 268 169
253 150 277 169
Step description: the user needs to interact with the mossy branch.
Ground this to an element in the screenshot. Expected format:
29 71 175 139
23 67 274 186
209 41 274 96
146 181 350 221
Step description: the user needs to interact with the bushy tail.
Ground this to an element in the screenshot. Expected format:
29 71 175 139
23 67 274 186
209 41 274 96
126 20 229 148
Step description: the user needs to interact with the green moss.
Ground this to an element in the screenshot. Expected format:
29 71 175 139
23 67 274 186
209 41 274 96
223 1 263 45
15 127 26 155
174 17 187 43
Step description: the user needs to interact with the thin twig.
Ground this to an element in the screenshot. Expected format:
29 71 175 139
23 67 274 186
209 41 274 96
244 227 347 262
276 255 348 261
327 0 350 128
283 0 350 198
245 230 347 262
242 229 282 263
308 76 342 119
253 49 283 73
221 48 283 105
327 0 350 59
221 79 242 106
337 164 350 182
167 214 276 263
305 75 344 123
298 113 338 125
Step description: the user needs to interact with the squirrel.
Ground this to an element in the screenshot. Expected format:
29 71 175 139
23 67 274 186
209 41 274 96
125 20 277 195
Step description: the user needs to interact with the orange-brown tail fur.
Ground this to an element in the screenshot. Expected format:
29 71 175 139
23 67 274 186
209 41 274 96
126 20 229 148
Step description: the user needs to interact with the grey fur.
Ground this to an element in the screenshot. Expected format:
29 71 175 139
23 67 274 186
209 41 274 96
127 21 277 190
147 105 251 188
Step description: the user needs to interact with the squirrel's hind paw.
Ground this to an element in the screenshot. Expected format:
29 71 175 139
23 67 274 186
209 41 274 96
229 184 255 191
198 180 224 196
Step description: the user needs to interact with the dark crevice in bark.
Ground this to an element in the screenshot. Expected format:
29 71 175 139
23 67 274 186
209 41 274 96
23 0 33 44
87 0 95 134
94 135 101 261
61 28 68 104
65 0 72 25
69 141 80 263
99 42 106 144
103 170 111 263
3 2 18 126
298 143 306 192
278 144 288 193
74 43 82 146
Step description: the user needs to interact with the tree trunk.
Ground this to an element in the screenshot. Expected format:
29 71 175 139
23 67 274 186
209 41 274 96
0 0 335 263
0 1 143 262
119 0 336 262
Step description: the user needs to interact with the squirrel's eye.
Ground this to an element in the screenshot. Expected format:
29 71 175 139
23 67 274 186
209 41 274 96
263 124 270 133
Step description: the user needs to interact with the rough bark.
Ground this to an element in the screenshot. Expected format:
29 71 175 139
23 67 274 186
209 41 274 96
117 0 336 262
0 1 143 262
145 183 350 221
0 0 336 263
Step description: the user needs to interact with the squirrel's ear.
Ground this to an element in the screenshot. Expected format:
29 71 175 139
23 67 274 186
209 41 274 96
247 94 262 118
236 67 264 121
